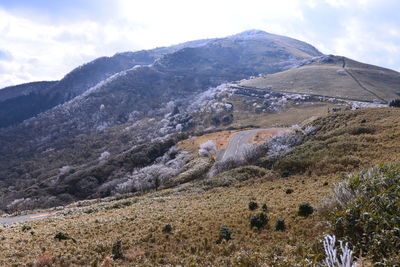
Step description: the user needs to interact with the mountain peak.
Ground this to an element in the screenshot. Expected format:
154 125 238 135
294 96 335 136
229 29 270 38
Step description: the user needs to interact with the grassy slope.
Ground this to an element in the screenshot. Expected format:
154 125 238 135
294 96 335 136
240 57 400 103
2 108 400 266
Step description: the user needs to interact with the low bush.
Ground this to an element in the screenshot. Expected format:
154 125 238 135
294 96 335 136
389 98 400 107
54 232 76 243
112 240 123 260
298 203 314 217
261 203 268 212
275 219 286 231
248 201 258 211
285 189 294 194
216 226 232 244
199 166 267 190
250 212 269 230
326 163 400 263
162 224 173 234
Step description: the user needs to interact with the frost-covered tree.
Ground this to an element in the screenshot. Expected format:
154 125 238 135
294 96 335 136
199 140 217 157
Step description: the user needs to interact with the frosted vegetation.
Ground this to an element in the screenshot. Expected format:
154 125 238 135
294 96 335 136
323 235 357 267
113 147 191 194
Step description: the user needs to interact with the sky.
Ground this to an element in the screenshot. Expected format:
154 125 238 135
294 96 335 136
0 0 399 88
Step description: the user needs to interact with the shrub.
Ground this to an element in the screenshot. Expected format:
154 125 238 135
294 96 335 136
389 98 400 107
275 219 286 231
211 157 244 176
285 189 294 194
250 212 269 229
112 240 123 260
261 203 268 212
298 203 314 217
248 201 258 211
54 232 76 243
199 166 267 190
323 235 356 267
198 140 216 157
22 225 32 232
216 226 232 243
162 224 172 234
326 163 400 263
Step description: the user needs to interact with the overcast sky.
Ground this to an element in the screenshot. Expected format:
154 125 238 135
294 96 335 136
0 0 399 88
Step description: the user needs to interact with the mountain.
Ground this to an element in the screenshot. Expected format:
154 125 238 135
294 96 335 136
0 37 217 129
0 29 397 213
0 30 325 211
240 55 400 103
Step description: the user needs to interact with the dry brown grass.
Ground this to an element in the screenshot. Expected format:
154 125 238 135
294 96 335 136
230 98 341 128
240 57 400 102
178 130 240 155
34 252 54 267
251 128 291 145
2 108 400 266
0 172 337 266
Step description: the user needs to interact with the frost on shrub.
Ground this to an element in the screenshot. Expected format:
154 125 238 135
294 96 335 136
199 140 216 157
211 157 244 176
99 151 111 161
114 151 191 193
323 235 356 267
266 130 304 159
59 165 72 175
324 163 400 263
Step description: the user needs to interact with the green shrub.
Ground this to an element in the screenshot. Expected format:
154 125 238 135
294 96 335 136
389 98 400 107
216 226 232 244
112 240 123 260
298 203 314 217
162 224 173 234
328 163 400 263
261 203 268 212
54 232 76 243
248 201 258 211
21 225 32 232
199 166 267 190
250 212 269 229
285 189 294 194
275 219 286 231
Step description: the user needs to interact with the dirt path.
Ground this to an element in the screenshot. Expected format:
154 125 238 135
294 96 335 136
342 57 387 103
0 212 56 225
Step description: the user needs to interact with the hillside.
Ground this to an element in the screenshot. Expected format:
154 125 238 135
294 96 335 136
0 30 326 211
1 108 400 266
0 30 321 129
240 55 400 103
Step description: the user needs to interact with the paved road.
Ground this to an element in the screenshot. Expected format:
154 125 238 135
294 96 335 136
221 128 286 161
0 212 56 225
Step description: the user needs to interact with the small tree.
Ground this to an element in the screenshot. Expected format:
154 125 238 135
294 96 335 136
389 99 400 107
216 226 232 243
298 203 314 217
248 201 258 211
250 212 269 229
198 140 217 157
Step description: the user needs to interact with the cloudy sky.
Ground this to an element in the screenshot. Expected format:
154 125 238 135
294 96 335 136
0 0 399 88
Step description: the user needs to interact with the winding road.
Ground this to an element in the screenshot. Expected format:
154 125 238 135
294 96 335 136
221 128 286 161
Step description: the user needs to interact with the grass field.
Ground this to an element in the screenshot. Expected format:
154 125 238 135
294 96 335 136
240 56 400 103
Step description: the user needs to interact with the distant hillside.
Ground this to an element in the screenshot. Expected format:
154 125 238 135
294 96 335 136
0 81 57 103
0 37 217 129
240 55 400 103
